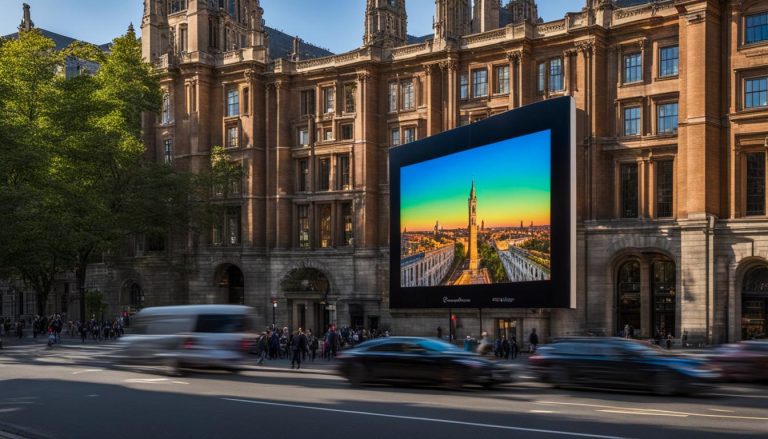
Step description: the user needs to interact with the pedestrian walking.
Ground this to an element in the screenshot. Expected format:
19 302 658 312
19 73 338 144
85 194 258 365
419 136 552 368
291 329 308 369
528 328 539 354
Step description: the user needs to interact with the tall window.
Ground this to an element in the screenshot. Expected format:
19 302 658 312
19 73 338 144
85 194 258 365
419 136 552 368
391 128 400 146
746 152 766 216
227 0 236 17
549 58 563 92
388 82 398 112
652 260 676 337
226 88 239 117
656 160 673 218
403 127 416 144
340 124 353 140
746 12 768 45
537 62 546 94
621 163 638 218
318 158 330 191
617 260 641 335
341 202 353 246
298 128 309 147
657 102 678 134
163 138 173 164
179 26 188 52
298 205 309 248
319 204 332 248
659 46 678 77
226 126 239 147
624 53 642 83
226 206 240 245
344 83 356 113
401 80 414 110
494 65 509 94
472 69 488 98
322 87 334 114
745 77 768 109
161 93 171 124
337 154 350 190
624 106 641 136
300 90 315 115
459 73 468 100
242 87 249 114
298 159 309 192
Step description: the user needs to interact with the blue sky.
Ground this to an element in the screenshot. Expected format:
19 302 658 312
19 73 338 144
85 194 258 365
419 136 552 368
0 0 580 53
400 130 551 231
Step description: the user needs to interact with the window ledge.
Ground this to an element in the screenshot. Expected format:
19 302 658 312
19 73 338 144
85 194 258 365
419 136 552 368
492 92 510 98
224 115 239 122
729 108 768 122
620 80 645 87
655 75 679 82
739 40 768 53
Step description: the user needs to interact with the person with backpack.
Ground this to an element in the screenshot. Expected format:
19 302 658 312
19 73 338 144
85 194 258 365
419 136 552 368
307 330 319 361
291 329 308 370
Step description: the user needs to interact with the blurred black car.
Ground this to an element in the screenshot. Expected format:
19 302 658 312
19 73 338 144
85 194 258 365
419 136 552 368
707 341 768 382
336 337 514 388
528 337 719 395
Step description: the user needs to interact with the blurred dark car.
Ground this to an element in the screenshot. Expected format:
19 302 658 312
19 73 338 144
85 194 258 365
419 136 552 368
707 341 768 382
336 337 514 388
528 337 719 395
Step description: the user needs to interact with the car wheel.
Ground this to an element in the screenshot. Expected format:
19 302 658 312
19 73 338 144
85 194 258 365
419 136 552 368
164 358 184 377
442 368 465 389
652 372 678 396
551 367 570 389
348 364 366 387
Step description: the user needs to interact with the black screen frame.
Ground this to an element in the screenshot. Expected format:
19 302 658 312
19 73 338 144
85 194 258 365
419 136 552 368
389 96 575 309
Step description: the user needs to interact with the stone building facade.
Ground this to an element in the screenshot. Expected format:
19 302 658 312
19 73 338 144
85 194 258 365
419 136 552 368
116 0 768 345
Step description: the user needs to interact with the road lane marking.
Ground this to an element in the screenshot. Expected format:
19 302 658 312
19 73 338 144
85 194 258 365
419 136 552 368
708 409 734 413
537 401 768 421
124 378 170 384
223 398 629 439
708 393 768 399
529 410 557 414
72 369 104 375
0 408 21 413
597 410 687 418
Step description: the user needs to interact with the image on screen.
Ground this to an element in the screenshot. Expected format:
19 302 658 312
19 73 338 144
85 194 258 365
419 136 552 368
399 130 551 288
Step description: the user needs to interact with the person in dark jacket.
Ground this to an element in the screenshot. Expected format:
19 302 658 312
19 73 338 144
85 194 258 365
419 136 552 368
529 328 539 353
291 329 308 369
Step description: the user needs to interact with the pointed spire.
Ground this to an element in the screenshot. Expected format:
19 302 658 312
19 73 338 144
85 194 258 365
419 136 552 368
470 179 476 198
19 3 34 32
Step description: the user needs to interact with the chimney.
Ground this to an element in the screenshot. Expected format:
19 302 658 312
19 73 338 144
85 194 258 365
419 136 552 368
291 36 301 61
19 3 34 32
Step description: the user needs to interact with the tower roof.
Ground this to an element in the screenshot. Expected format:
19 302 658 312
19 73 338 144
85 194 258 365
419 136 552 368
470 179 476 198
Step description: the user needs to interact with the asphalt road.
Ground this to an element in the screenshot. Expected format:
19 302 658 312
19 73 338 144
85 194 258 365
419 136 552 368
0 342 766 439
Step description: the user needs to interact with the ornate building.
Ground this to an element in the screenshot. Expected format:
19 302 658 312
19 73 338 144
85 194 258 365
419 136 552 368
109 0 768 345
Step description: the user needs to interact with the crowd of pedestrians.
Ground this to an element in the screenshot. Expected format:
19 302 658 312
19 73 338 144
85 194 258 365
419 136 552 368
0 314 128 346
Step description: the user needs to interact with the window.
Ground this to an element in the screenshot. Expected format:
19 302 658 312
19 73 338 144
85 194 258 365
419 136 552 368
213 220 222 245
401 80 414 110
391 128 400 146
746 12 768 45
226 88 239 117
170 0 187 13
242 87 249 114
459 73 468 100
322 87 334 114
494 65 509 94
163 138 173 164
745 77 768 109
298 205 309 248
340 124 353 140
624 53 642 83
624 106 641 136
298 159 309 192
318 158 330 191
319 204 332 248
344 83 356 113
300 90 315 116
659 46 678 78
226 207 240 245
298 128 309 146
161 93 171 124
388 82 398 112
337 154 351 190
227 0 236 17
179 26 188 52
341 202 353 246
657 102 678 134
549 58 563 92
403 127 416 144
746 152 765 216
323 127 333 141
226 125 239 147
537 62 546 94
621 163 638 218
472 69 488 98
656 160 673 218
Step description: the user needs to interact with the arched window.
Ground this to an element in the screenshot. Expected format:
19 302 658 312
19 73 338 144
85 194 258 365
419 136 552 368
161 92 171 124
742 266 768 339
651 260 676 337
617 260 641 336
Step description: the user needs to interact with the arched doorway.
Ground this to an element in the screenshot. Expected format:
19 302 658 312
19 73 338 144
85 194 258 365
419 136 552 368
651 259 676 338
123 281 144 312
742 266 768 339
616 260 641 336
215 265 245 305
280 267 331 335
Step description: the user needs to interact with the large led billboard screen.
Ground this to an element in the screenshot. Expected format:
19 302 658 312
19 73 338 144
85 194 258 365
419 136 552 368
389 97 575 309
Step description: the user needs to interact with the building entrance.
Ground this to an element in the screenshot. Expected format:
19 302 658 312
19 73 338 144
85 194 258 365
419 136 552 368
742 266 768 340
